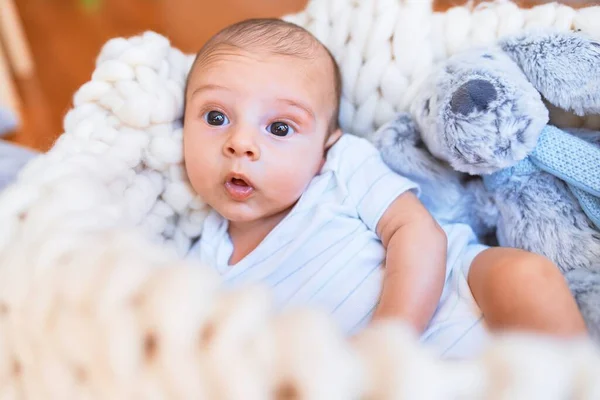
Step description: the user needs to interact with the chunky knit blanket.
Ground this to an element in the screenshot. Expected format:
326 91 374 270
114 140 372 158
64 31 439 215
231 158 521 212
1 0 600 398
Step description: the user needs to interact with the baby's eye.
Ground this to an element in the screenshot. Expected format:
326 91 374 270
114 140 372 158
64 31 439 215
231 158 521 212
267 122 295 137
204 110 229 126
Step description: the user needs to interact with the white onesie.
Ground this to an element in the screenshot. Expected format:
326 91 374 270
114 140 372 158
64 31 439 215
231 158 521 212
188 134 490 359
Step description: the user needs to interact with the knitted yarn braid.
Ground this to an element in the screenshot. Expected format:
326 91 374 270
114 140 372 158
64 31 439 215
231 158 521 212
1 1 600 398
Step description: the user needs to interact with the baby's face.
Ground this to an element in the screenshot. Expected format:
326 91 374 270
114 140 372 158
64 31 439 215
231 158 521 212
183 47 339 225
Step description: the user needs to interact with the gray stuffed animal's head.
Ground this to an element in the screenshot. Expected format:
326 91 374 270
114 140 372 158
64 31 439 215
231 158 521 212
411 31 600 175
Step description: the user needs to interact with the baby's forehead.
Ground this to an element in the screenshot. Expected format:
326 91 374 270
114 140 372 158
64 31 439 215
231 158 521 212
188 41 336 91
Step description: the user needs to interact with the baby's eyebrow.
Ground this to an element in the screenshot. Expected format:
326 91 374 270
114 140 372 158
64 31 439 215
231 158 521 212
278 99 315 120
190 84 231 98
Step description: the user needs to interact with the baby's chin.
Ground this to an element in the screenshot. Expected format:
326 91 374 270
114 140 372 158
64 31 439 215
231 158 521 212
213 201 261 223
213 198 297 228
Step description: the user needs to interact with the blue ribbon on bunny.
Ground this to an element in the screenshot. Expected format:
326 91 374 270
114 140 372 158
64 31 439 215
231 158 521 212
484 125 600 231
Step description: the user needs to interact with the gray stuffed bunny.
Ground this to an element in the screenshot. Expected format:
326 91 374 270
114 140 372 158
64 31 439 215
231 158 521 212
373 30 600 340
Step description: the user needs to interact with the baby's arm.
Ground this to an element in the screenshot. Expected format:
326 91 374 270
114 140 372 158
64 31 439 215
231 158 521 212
373 191 447 333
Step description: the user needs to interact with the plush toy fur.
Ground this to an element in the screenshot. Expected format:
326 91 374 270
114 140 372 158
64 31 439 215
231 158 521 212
373 30 600 340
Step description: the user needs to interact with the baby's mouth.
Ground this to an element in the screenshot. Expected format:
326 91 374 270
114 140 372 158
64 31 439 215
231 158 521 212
224 174 255 201
231 177 248 186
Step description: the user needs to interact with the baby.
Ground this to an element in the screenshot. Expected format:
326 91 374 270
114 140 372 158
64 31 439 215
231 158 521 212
183 18 586 358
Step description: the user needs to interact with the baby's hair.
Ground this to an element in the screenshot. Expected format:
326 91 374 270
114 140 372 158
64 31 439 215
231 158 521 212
185 18 342 133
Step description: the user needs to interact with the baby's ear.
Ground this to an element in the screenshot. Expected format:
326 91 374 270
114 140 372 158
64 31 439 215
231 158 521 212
325 128 342 149
500 31 600 116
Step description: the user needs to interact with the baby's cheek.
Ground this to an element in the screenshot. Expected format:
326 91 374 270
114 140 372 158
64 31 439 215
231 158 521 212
271 167 314 203
185 157 212 196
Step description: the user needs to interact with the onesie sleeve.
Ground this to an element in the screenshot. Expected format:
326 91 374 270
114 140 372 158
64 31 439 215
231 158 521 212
324 134 421 233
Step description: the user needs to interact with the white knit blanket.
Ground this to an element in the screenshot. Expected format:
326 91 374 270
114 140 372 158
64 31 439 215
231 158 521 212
1 0 600 398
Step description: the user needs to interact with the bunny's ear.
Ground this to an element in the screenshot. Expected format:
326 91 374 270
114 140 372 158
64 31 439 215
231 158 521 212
500 31 600 116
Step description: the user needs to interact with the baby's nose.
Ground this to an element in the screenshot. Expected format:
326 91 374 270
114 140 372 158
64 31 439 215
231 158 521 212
224 133 260 160
450 79 497 115
225 144 256 159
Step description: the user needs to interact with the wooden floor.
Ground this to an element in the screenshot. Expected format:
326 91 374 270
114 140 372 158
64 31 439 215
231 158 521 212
4 0 598 151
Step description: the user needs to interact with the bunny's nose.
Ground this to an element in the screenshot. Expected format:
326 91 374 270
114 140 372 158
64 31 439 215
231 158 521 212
450 79 497 115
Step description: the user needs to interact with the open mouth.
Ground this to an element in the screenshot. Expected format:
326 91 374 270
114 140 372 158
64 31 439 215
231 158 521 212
231 177 249 186
224 174 255 201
